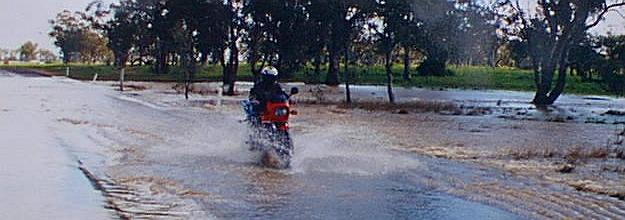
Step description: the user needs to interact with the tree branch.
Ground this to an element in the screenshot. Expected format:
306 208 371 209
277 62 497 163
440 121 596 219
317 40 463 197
586 1 625 29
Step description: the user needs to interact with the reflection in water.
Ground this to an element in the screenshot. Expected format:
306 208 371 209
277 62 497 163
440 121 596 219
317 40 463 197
102 85 525 220
242 169 294 216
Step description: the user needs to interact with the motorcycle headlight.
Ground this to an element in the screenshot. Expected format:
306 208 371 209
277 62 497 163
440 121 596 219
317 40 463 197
275 108 289 117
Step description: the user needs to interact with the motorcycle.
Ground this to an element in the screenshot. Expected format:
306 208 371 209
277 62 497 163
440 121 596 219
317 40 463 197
241 87 299 169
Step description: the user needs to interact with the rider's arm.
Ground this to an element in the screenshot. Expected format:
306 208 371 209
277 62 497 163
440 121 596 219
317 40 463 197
249 85 259 100
274 84 288 97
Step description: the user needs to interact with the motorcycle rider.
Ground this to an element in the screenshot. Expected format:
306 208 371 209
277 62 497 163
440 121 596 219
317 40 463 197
249 66 288 117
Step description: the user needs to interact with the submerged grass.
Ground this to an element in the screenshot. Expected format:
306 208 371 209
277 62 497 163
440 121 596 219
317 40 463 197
345 100 460 114
0 63 612 96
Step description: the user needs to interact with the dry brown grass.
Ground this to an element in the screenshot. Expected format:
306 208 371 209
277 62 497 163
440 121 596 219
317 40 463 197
569 181 625 200
586 146 611 158
506 146 559 160
565 146 611 164
505 145 610 163
344 100 460 114
565 146 584 164
112 83 149 91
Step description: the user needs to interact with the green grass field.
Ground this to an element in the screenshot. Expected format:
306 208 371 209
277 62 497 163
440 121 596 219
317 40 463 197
0 63 611 96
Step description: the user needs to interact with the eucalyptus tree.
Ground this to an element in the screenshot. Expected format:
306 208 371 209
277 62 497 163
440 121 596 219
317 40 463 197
243 0 310 78
18 41 38 61
49 10 90 63
410 0 458 76
221 0 243 95
501 0 625 105
373 0 414 103
452 2 500 66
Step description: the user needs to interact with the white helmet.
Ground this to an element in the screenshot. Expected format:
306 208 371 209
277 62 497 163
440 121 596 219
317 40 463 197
260 66 278 83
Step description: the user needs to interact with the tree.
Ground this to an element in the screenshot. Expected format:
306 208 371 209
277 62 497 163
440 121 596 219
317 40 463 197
597 35 625 93
221 0 242 95
49 9 113 64
374 0 414 103
243 0 310 78
164 0 211 99
80 30 112 63
501 0 625 105
497 39 529 68
601 35 625 69
106 0 138 67
49 10 82 63
411 0 458 76
38 49 58 63
452 2 500 67
568 36 602 81
18 41 38 61
0 48 8 61
303 0 331 82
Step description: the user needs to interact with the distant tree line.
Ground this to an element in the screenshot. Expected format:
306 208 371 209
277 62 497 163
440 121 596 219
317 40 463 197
48 0 625 104
0 41 57 63
570 35 625 94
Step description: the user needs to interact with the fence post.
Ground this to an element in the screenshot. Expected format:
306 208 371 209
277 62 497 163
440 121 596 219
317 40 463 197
217 86 223 106
120 68 125 92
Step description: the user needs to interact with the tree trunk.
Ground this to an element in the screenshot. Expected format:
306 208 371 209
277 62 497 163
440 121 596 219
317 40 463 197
546 61 568 104
185 70 190 100
155 48 168 74
488 44 497 67
532 38 571 105
325 49 340 86
385 51 395 104
344 48 351 104
250 51 259 80
119 67 125 92
313 55 322 84
223 63 237 95
223 14 239 96
403 45 411 81
533 66 551 105
199 53 207 65
532 87 550 105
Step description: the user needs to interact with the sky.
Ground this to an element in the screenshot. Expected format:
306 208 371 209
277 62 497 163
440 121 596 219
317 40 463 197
0 0 623 52
0 0 112 52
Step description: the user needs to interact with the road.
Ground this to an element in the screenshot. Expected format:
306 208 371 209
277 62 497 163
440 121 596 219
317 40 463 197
0 71 110 219
0 70 526 219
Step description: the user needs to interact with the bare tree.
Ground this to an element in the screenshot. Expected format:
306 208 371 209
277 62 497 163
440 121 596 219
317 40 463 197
502 0 625 105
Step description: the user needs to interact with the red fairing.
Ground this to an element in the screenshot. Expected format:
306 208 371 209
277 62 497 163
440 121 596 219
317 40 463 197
261 101 290 123
278 123 289 131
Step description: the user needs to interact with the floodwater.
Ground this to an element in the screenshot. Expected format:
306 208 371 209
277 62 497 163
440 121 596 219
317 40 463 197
327 84 625 124
0 70 535 219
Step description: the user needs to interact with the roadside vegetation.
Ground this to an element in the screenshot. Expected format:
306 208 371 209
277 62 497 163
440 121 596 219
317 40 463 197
0 63 612 96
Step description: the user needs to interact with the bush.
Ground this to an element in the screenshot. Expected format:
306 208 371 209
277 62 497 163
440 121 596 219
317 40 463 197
417 58 452 76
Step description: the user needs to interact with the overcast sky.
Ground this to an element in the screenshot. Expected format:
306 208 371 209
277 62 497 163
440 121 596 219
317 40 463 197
0 0 112 52
0 0 623 52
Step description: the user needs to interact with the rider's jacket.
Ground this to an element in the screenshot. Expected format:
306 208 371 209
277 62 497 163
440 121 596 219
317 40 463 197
249 80 287 115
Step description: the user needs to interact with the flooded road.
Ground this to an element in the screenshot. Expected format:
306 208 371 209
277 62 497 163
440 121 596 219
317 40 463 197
0 71 526 219
0 71 110 219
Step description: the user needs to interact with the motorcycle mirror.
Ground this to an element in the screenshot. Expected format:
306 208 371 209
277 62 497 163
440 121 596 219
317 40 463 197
290 87 299 95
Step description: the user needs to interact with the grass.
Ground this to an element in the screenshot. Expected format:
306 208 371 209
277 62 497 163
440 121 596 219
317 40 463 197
0 62 612 96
